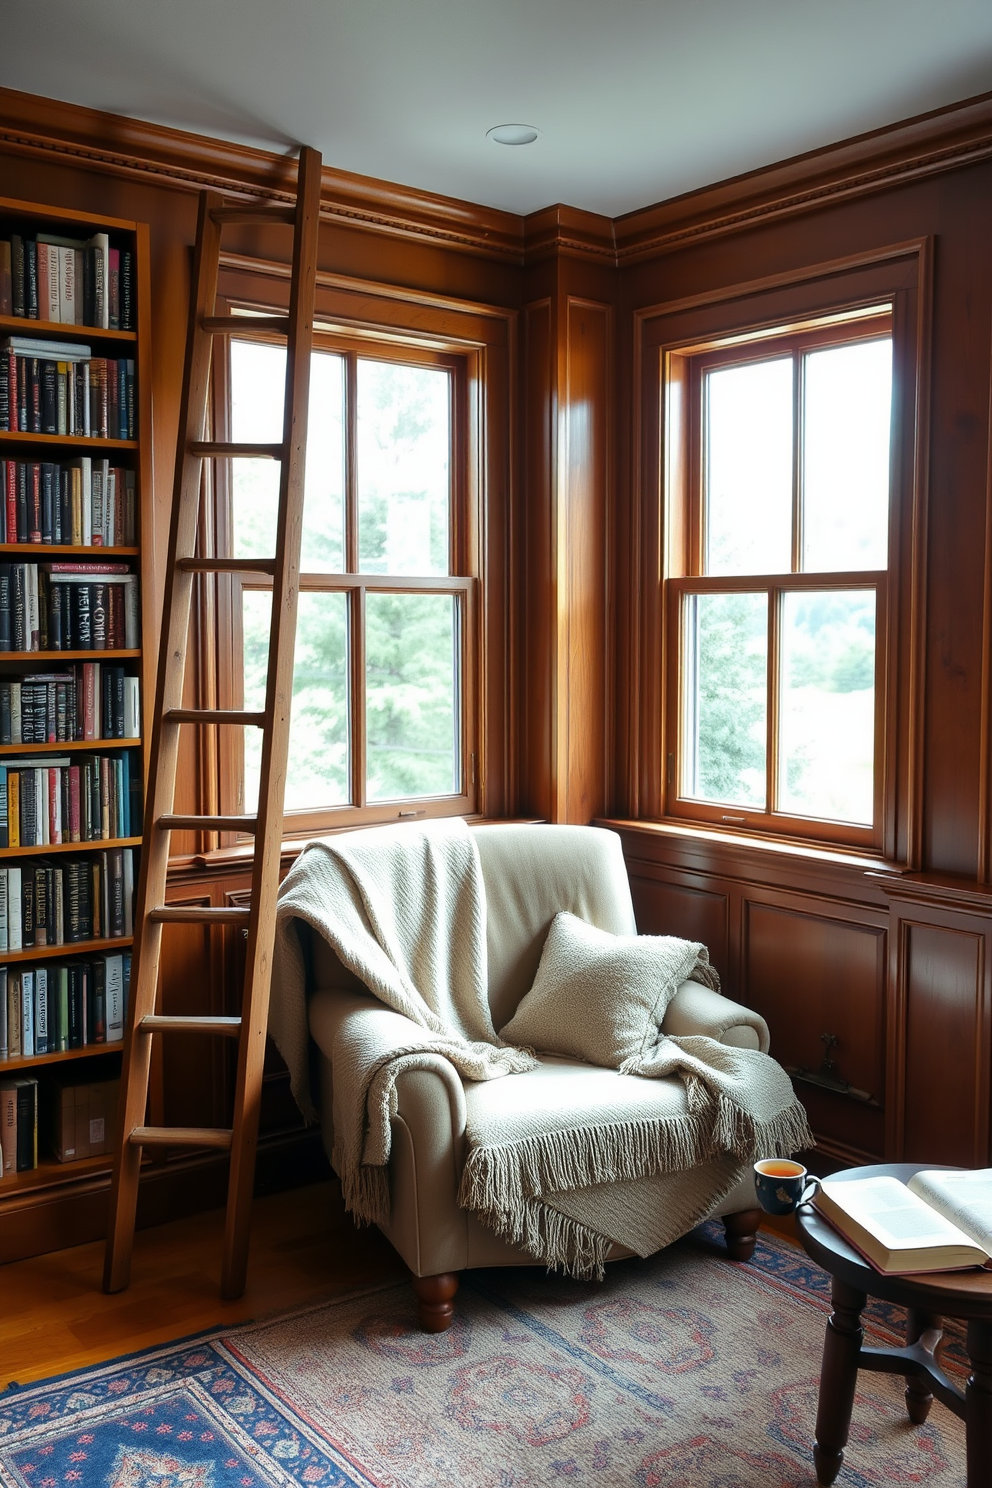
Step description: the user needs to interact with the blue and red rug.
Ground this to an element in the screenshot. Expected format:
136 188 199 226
0 1224 967 1488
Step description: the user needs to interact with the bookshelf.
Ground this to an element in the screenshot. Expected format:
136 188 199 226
0 195 151 1198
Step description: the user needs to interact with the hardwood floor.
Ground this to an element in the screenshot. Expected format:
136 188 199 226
0 1179 406 1392
1 1182 795 1394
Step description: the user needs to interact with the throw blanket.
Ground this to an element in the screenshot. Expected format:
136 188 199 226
269 819 813 1275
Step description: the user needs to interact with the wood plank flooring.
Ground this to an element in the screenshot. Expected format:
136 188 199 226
0 1180 406 1391
1 1183 795 1394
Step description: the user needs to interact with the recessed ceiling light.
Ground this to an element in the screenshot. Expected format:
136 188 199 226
487 124 539 146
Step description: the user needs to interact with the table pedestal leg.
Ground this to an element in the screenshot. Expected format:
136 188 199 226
966 1318 992 1487
813 1277 866 1487
905 1309 943 1424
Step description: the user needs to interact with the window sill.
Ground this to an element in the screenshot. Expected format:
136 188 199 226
167 813 499 874
597 815 908 877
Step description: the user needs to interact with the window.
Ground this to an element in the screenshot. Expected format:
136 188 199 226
218 331 476 832
665 311 893 847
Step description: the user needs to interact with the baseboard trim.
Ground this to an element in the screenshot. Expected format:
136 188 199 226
0 1127 330 1266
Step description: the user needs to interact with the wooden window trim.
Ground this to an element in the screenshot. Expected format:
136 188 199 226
631 243 932 868
205 298 483 844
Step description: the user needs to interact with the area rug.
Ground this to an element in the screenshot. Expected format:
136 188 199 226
0 1224 967 1488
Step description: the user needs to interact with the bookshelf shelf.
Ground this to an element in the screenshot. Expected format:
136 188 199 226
0 544 139 556
2 836 141 858
0 650 140 661
0 1041 123 1074
0 198 148 1201
0 739 142 755
0 432 138 452
0 313 136 344
2 1149 116 1193
1 935 133 964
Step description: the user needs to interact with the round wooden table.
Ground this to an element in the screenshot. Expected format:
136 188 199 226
795 1163 992 1486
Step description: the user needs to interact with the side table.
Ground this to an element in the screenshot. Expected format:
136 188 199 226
795 1162 992 1487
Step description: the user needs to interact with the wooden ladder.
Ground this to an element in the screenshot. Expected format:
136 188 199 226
103 146 322 1300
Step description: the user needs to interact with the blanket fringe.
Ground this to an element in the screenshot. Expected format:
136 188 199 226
458 1097 814 1219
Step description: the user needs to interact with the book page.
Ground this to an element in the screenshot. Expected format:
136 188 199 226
821 1176 981 1250
907 1169 992 1254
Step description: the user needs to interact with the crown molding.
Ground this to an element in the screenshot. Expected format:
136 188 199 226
615 88 992 264
5 84 992 273
0 85 525 263
523 204 616 265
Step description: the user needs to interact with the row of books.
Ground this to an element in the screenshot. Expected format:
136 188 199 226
0 848 135 951
0 342 136 441
1 458 137 546
0 665 140 744
0 562 140 651
0 951 130 1060
0 232 134 331
0 751 141 846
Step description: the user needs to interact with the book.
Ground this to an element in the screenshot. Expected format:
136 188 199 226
815 1170 992 1274
0 1082 16 1177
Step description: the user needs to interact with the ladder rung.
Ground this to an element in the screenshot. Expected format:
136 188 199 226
148 905 251 925
130 1125 234 1150
177 557 276 575
190 442 283 460
139 1014 243 1037
164 708 266 726
158 813 258 833
210 205 297 227
201 315 290 337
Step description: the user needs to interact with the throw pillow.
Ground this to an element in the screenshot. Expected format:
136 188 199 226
499 910 718 1070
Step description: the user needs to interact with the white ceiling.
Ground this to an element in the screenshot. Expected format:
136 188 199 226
4 0 992 219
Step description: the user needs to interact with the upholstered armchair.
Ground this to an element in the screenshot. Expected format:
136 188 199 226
304 824 771 1331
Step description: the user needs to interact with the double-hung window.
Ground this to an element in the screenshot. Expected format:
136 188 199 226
666 310 893 847
220 332 475 832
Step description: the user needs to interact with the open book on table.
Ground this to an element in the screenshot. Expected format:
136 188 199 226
814 1169 992 1275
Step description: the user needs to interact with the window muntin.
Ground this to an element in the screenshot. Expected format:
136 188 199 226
671 314 892 844
226 333 471 827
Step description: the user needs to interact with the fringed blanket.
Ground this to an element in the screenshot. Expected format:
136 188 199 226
269 819 813 1276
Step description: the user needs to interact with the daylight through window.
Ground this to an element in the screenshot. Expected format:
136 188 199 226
225 336 472 827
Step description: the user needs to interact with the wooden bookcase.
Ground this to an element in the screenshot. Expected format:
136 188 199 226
0 197 152 1221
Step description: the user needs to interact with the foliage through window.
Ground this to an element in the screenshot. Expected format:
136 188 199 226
223 335 473 829
667 313 893 846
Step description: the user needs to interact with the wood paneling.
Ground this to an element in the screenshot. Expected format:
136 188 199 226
903 923 985 1164
629 873 730 974
743 903 885 1107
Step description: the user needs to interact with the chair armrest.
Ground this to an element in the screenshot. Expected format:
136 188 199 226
307 986 468 1152
661 980 770 1053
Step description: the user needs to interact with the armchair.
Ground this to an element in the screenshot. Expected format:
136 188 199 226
303 824 773 1331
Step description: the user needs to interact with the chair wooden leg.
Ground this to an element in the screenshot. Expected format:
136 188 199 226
412 1272 459 1333
723 1208 761 1261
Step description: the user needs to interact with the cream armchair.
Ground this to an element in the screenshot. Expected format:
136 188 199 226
305 824 768 1331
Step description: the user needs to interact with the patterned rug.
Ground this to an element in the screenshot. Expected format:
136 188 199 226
0 1224 968 1488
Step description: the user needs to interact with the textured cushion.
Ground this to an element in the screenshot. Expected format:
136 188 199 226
499 911 709 1069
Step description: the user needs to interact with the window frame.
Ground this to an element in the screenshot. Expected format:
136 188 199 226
209 302 482 841
666 312 892 849
632 245 932 867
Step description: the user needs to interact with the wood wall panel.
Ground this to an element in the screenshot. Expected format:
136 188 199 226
743 902 886 1107
563 298 611 824
628 873 730 976
902 923 985 1163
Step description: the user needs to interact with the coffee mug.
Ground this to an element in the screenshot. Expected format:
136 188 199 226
753 1158 820 1216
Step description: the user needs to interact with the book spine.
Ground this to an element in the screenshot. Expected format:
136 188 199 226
7 866 21 951
7 971 20 1056
0 239 10 316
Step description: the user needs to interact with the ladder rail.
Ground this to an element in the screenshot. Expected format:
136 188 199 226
104 188 225 1293
103 151 322 1298
222 144 323 1298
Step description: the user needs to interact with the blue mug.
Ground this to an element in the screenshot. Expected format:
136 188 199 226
753 1158 820 1216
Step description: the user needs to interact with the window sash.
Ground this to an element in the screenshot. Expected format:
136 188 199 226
666 573 886 847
